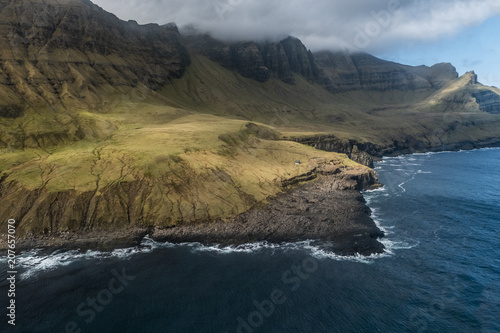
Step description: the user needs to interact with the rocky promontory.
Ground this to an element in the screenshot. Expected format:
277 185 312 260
5 162 384 256
151 163 383 256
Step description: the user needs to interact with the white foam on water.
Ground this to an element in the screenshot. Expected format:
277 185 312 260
296 240 391 263
368 148 500 257
412 151 442 156
19 249 103 280
190 241 280 254
397 162 423 167
366 186 387 192
18 235 168 280
363 186 387 205
364 187 387 198
17 235 398 279
17 162 423 279
371 214 390 235
14 148 500 279
378 238 420 256
362 157 423 257
187 239 395 263
396 166 422 193
370 214 418 255
410 150 467 157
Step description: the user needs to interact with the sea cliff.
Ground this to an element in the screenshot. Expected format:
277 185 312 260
3 159 384 256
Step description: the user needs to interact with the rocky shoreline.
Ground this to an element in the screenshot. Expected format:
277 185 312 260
6 141 500 257
289 135 500 167
5 166 384 256
151 171 384 256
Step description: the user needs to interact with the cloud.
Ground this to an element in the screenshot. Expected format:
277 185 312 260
91 0 500 52
382 0 500 41
462 59 483 67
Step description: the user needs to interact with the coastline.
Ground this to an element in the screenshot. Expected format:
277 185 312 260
5 144 500 257
4 168 385 257
151 172 384 256
290 135 500 167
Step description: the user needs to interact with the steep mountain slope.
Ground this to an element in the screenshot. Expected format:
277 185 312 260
0 0 191 151
421 70 500 114
183 33 460 101
315 51 458 95
0 0 189 112
183 34 318 84
0 0 373 243
179 34 500 152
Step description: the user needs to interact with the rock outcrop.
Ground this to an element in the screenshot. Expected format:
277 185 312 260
473 90 500 114
314 51 458 93
1 0 500 256
153 168 384 256
286 135 380 167
183 33 462 99
183 34 318 84
290 133 500 166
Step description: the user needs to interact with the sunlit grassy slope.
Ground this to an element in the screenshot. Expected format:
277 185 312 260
0 99 368 235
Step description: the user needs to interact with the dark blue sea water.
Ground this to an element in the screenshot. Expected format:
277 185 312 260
2 148 499 333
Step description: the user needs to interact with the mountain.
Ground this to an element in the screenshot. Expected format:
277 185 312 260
1 0 500 248
182 33 459 96
0 0 189 112
315 52 458 93
183 34 318 84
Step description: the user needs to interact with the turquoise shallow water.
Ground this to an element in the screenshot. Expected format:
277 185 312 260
2 148 499 333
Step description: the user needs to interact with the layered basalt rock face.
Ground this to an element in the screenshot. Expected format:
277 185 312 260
314 51 459 93
473 90 500 114
183 34 318 84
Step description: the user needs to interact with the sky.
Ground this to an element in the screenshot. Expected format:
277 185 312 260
91 0 500 87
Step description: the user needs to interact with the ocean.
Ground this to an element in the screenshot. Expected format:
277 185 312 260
2 148 499 333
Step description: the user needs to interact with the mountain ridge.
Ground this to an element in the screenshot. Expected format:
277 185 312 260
0 0 189 112
1 0 499 117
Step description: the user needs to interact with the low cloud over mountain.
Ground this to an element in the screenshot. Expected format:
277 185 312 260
92 0 500 53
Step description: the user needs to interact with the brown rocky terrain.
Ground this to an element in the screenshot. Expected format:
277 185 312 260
152 166 383 256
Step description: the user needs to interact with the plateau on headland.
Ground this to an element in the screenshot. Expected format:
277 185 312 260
1 0 500 255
